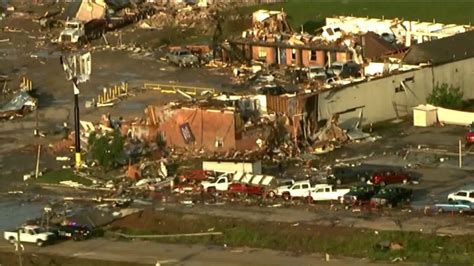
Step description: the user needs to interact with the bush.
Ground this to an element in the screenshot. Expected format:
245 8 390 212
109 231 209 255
427 83 464 110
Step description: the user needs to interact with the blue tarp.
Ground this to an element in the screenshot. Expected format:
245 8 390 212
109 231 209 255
0 91 36 113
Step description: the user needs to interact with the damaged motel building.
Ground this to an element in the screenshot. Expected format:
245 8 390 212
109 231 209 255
223 11 474 130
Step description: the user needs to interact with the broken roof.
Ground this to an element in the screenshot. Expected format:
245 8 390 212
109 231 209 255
402 31 474 65
252 9 284 23
361 31 402 60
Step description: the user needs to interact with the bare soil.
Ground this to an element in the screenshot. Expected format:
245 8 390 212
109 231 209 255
0 251 146 266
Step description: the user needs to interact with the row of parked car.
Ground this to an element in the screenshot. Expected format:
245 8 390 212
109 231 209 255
173 166 474 214
172 166 415 207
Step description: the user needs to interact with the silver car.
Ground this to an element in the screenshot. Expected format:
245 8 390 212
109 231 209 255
165 49 199 67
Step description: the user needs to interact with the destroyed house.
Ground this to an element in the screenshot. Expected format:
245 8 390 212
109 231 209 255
215 92 319 143
223 10 354 67
156 102 265 152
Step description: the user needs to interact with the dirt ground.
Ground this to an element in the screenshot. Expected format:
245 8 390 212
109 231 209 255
0 250 147 266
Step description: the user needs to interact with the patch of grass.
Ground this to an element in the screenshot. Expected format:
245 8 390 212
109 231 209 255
36 169 93 186
108 211 474 263
242 0 474 31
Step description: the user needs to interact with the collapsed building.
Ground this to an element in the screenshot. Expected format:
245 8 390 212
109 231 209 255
127 89 322 153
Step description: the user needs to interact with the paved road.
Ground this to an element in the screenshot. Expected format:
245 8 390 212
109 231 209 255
0 238 396 266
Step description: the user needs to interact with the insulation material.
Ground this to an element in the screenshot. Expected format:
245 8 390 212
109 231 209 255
437 106 474 126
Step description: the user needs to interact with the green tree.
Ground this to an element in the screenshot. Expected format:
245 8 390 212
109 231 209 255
427 83 464 110
88 130 124 170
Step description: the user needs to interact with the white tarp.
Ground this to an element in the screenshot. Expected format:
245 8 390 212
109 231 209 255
437 106 474 126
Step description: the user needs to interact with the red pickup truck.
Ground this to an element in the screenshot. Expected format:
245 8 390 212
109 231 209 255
228 183 265 196
369 170 409 186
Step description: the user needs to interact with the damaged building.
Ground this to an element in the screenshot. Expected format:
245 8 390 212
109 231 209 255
318 30 474 127
138 101 268 152
223 10 355 67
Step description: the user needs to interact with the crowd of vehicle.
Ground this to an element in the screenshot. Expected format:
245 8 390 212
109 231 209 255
173 164 474 214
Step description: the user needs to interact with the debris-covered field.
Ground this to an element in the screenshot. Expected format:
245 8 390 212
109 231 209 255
1 0 474 265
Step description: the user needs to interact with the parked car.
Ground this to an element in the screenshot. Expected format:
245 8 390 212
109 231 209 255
267 178 295 198
448 189 474 203
165 49 199 67
368 170 410 186
306 184 350 203
435 200 474 214
4 225 56 247
53 223 91 241
341 184 380 205
370 186 412 208
328 166 373 185
306 66 327 81
327 61 361 79
277 180 319 201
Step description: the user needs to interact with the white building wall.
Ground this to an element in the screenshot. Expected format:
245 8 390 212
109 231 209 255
318 57 474 126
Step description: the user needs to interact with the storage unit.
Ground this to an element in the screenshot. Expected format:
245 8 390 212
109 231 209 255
413 104 437 127
202 160 262 174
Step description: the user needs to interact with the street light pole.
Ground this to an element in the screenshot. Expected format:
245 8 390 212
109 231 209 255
73 78 81 169
60 52 91 169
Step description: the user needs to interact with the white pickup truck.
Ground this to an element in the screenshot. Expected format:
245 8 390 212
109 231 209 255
200 173 231 192
306 184 350 203
277 180 318 201
4 225 56 247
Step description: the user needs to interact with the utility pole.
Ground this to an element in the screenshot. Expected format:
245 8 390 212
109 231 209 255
73 78 81 169
35 145 41 179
